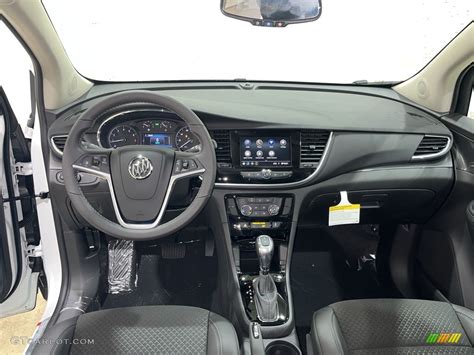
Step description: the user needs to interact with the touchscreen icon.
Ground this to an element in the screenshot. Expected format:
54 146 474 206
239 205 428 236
256 150 263 157
268 150 275 157
268 139 275 145
244 150 252 157
280 139 287 146
244 139 251 146
256 139 263 147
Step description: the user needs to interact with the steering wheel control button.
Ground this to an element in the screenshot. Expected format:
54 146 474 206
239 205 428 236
128 155 153 180
81 156 92 167
174 159 183 173
75 155 110 173
188 160 197 169
92 156 102 167
175 159 198 174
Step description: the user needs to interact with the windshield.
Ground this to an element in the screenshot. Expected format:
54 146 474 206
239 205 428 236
43 0 472 84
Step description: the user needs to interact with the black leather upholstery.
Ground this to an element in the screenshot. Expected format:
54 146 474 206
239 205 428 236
34 306 239 355
310 299 474 355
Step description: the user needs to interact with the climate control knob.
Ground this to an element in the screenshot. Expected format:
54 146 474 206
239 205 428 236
240 205 253 216
268 204 280 216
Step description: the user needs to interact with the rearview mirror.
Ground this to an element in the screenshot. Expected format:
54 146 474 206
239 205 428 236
221 0 322 27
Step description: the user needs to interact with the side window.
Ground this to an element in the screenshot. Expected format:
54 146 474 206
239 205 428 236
0 21 35 134
468 88 474 119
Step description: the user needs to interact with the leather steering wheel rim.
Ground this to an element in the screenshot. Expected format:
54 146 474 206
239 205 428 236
62 90 216 240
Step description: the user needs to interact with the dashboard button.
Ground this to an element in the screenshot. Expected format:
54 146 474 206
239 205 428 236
56 171 64 183
226 199 239 217
281 198 293 216
268 204 280 216
240 205 253 216
272 197 283 206
272 221 283 228
261 169 272 179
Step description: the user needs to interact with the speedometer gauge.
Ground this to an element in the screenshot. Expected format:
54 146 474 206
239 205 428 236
175 127 200 152
108 125 139 148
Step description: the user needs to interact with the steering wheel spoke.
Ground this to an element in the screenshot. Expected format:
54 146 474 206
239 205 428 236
173 151 206 180
72 149 112 178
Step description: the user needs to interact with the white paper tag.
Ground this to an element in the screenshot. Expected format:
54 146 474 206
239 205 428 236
328 191 360 226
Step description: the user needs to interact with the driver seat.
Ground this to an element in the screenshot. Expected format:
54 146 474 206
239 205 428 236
34 305 240 354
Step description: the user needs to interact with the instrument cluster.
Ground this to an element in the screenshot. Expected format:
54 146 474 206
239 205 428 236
98 114 201 152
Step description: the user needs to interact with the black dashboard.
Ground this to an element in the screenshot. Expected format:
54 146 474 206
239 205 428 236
48 83 453 188
47 82 454 207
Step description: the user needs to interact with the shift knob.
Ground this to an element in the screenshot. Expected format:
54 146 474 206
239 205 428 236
256 235 274 275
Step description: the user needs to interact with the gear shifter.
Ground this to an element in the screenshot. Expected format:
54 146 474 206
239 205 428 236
256 235 274 274
253 235 279 322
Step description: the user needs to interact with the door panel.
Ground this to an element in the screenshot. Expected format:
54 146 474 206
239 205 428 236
0 116 16 302
0 88 39 317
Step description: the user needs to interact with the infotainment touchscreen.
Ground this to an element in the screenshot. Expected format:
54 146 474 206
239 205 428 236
240 137 291 167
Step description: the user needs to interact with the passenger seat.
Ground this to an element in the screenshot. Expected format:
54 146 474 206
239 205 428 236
308 299 474 354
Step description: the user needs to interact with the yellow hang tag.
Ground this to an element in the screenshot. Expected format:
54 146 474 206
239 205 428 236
328 191 360 226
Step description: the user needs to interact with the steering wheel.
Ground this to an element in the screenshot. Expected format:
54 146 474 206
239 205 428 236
62 91 216 240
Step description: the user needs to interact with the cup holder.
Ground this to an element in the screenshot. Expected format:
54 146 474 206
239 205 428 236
265 341 300 355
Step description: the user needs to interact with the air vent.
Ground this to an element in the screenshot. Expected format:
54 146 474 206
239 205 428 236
210 130 232 168
412 135 450 160
51 135 68 156
300 130 331 168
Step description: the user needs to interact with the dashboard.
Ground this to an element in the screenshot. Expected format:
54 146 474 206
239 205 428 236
48 83 454 187
46 82 459 227
97 110 201 152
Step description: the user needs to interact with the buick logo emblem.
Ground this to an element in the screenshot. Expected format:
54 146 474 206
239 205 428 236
128 155 153 180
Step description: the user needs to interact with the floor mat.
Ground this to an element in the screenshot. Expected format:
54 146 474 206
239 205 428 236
159 254 217 309
102 254 171 309
291 226 395 353
102 249 217 311
291 251 344 329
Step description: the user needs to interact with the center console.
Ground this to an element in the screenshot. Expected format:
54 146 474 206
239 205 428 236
225 194 294 326
211 129 331 185
214 129 324 352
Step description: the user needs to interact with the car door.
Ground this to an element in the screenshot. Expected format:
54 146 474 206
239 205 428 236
0 87 41 317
